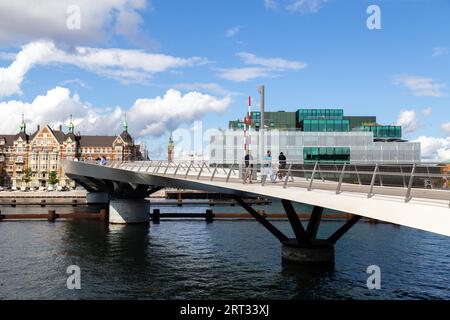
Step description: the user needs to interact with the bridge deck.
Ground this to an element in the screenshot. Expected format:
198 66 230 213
62 160 450 237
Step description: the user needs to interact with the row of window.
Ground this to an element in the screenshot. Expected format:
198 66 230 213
301 120 350 132
360 126 402 139
297 109 344 122
303 147 351 163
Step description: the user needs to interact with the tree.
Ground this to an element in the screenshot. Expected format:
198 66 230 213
23 168 32 187
48 171 59 186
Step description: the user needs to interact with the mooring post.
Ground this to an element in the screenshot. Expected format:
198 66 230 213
205 209 215 223
152 209 161 224
99 209 108 222
48 210 56 222
177 191 182 207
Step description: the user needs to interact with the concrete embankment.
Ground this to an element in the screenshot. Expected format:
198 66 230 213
0 190 88 206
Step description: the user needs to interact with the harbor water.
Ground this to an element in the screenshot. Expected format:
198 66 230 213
0 203 449 300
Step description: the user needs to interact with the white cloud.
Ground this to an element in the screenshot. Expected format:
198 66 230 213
129 89 231 136
216 67 273 82
226 26 243 38
174 83 239 96
393 75 446 97
0 0 151 46
217 52 306 82
396 110 420 134
432 47 448 58
237 52 307 70
0 87 231 137
423 107 433 116
264 0 278 9
0 40 207 97
414 136 450 162
441 122 450 133
286 0 330 13
265 0 329 13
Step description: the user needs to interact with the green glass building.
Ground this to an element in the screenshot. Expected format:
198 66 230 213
222 108 414 164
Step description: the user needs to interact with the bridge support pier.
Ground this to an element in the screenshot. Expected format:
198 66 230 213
282 240 334 266
109 199 150 224
232 195 361 267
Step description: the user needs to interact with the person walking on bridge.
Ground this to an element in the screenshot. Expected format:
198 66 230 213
278 152 287 180
244 152 253 184
263 150 276 183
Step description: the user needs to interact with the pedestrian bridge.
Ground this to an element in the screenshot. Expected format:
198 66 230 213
62 160 450 265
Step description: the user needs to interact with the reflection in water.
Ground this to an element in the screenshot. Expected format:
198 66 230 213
1 208 450 299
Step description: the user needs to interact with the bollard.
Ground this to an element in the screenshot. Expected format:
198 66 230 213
72 199 78 207
257 209 266 218
40 199 46 207
177 192 182 207
152 209 161 224
11 199 16 207
48 210 56 222
205 209 215 223
99 209 108 222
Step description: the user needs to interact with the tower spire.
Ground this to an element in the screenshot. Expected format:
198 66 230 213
123 113 128 132
19 113 26 133
68 114 75 134
168 131 175 162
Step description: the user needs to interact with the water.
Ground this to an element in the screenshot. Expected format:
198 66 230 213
1 204 450 299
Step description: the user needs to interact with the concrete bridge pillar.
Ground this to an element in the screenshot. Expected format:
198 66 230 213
109 199 150 224
281 240 335 266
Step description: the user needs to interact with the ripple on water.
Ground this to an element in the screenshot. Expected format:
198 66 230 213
1 218 450 299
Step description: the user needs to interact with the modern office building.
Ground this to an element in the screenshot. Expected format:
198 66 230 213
212 108 420 164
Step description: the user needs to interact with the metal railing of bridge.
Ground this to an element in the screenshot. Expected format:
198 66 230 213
84 159 450 207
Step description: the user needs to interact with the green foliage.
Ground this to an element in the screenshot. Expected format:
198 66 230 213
48 171 59 186
23 168 32 185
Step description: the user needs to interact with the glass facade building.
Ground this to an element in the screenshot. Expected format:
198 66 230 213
218 108 419 164
209 130 420 164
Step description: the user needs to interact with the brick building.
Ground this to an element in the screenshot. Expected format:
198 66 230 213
0 116 144 188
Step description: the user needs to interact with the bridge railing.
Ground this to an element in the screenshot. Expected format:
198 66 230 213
85 159 449 206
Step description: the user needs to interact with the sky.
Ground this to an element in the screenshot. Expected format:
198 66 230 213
0 0 449 160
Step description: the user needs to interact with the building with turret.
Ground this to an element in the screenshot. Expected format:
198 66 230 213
0 115 143 188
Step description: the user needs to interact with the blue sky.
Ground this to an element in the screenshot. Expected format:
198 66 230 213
0 0 449 159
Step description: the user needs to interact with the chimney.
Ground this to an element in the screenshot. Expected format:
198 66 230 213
59 125 63 132
37 125 40 132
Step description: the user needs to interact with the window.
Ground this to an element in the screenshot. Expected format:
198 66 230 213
303 147 350 164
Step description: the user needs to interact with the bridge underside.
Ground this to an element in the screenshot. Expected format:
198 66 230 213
62 160 450 265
